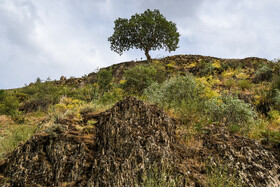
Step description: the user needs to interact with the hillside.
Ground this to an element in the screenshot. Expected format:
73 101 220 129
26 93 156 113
1 55 280 186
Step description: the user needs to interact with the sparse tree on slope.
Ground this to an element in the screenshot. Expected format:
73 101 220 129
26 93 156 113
108 9 180 62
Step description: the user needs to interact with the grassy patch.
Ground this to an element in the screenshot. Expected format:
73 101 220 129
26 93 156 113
206 163 243 187
0 124 37 159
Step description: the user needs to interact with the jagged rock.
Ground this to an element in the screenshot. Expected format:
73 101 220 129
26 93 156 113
190 126 280 187
0 97 180 186
88 96 178 186
1 97 280 186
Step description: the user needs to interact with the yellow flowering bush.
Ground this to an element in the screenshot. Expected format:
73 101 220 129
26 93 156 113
185 62 197 68
222 68 236 79
119 79 127 85
212 60 221 69
196 76 220 99
53 97 83 121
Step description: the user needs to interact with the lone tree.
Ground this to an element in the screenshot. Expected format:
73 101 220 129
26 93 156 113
108 9 180 62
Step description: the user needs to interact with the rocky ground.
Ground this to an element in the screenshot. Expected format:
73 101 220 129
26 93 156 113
0 97 280 186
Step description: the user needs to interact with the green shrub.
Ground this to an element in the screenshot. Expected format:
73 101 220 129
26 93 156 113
97 68 113 91
0 94 19 116
64 85 99 102
19 82 63 112
19 98 51 113
253 64 273 83
0 90 5 101
123 64 166 94
224 79 236 88
97 87 124 105
15 92 29 102
272 89 280 110
260 130 280 146
258 75 280 113
206 94 255 132
237 79 252 90
144 74 205 111
199 61 215 76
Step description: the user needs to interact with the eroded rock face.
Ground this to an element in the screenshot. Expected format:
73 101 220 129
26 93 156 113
200 126 280 187
0 97 179 186
88 97 177 186
0 132 95 186
1 97 280 186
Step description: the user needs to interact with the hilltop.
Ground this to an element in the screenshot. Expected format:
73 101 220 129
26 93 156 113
1 54 280 186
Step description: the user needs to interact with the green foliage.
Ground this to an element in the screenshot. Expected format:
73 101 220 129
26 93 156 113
257 75 280 114
20 81 61 106
0 90 5 101
19 98 51 113
0 91 19 116
0 124 37 158
224 79 236 88
199 61 216 76
260 129 280 146
18 81 68 112
206 95 255 132
271 74 280 91
35 77 42 84
237 79 252 90
97 68 113 91
253 64 273 83
64 85 100 102
97 87 124 105
14 93 29 102
108 9 180 61
123 64 166 94
144 74 206 121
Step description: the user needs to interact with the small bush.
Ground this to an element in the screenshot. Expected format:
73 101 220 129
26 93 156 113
224 79 237 89
98 87 124 105
199 61 215 76
237 79 252 90
97 68 113 91
206 94 255 132
144 74 205 111
123 64 166 94
253 64 273 83
19 98 51 113
64 85 99 102
0 94 19 116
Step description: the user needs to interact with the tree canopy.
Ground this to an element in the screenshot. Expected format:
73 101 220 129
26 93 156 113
108 9 180 62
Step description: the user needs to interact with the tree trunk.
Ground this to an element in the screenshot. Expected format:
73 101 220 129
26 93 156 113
145 49 151 62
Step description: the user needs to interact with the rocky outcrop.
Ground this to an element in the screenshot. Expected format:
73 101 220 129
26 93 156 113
185 126 280 186
0 97 180 186
88 97 178 186
1 97 280 186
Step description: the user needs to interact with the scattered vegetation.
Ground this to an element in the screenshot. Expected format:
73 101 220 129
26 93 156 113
206 163 242 187
1 54 280 185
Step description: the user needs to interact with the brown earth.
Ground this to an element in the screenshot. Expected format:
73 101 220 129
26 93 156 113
0 97 280 186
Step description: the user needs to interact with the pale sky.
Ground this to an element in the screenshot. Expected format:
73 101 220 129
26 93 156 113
1 0 280 89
